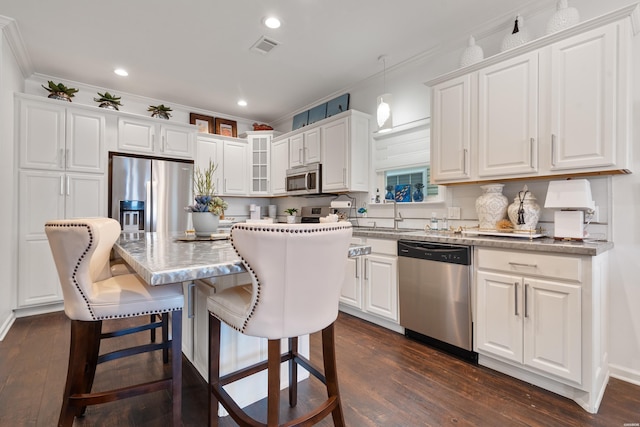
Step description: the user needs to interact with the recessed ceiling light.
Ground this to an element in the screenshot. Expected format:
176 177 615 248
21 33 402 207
237 100 248 107
264 17 281 29
114 68 128 77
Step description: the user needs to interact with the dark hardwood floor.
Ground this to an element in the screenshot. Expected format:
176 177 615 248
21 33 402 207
1 311 638 426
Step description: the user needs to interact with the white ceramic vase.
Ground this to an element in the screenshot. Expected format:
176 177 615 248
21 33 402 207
546 0 580 35
460 36 484 67
191 212 219 236
507 188 541 231
475 184 508 230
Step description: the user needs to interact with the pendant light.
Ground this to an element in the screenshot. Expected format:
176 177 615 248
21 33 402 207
376 55 393 132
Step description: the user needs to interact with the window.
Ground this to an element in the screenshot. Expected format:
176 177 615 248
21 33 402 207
385 166 439 198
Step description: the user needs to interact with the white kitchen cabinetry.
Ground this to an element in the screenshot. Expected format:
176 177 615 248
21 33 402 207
270 137 289 195
475 248 609 413
320 111 370 192
340 238 400 331
246 132 272 195
289 127 320 168
477 51 538 178
195 134 248 196
430 74 473 183
428 6 636 183
117 116 195 159
16 95 106 311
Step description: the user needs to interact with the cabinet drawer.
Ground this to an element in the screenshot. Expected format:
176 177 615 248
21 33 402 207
477 248 582 282
366 238 397 256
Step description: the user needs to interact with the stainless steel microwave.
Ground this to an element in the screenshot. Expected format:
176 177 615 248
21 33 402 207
286 163 322 196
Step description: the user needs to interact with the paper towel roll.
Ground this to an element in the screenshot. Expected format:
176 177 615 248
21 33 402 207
330 200 352 208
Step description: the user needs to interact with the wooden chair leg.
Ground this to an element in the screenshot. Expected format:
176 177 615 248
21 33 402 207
150 314 157 342
208 313 221 427
162 313 170 363
58 320 102 427
288 337 298 408
267 339 281 426
170 310 182 427
322 323 345 427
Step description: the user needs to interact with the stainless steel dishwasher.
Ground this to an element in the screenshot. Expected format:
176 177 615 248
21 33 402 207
398 240 477 362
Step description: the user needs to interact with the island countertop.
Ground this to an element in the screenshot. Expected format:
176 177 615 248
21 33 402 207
114 231 371 286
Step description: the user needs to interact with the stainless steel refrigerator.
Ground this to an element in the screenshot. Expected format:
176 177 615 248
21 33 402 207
109 154 194 233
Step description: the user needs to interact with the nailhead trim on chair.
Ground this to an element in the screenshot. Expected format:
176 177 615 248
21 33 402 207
225 223 352 333
45 222 182 321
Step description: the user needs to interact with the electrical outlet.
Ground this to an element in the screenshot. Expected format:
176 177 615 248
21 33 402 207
448 207 461 220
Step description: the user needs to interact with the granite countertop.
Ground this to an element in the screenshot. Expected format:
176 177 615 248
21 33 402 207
114 231 371 286
352 228 613 256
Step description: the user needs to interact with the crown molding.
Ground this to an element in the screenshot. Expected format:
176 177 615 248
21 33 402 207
0 15 34 78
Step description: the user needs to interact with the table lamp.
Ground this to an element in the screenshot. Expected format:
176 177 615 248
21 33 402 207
544 179 595 240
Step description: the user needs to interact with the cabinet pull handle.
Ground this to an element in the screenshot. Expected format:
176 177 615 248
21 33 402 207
224 178 227 193
551 134 556 166
66 176 70 195
187 282 195 319
514 282 519 316
299 148 302 164
463 148 468 174
65 149 70 169
364 258 369 280
529 138 535 169
524 283 529 318
60 176 64 195
343 168 346 186
152 135 155 152
162 135 166 152
355 258 359 279
508 262 537 269
59 148 64 169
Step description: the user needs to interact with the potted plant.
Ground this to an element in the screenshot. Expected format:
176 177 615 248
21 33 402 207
185 160 227 236
94 91 123 110
41 80 78 102
284 208 298 224
148 104 172 119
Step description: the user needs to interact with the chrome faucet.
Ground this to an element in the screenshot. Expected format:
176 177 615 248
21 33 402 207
393 200 403 230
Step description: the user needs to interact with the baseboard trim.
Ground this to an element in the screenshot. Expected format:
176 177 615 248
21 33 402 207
609 363 640 387
0 312 16 341
14 303 64 318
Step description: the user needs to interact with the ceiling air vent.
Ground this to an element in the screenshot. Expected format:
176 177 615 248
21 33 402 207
250 36 279 54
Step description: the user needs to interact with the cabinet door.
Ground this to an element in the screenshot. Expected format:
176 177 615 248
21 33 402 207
117 117 155 154
364 254 398 322
249 135 271 194
431 74 472 182
289 134 304 168
222 140 248 195
193 280 216 379
161 124 195 159
66 108 105 173
18 170 65 307
321 118 348 192
196 136 223 194
476 271 523 363
477 52 538 177
270 138 288 195
524 278 581 383
340 257 363 309
65 173 106 218
304 127 321 164
547 23 617 171
19 100 65 170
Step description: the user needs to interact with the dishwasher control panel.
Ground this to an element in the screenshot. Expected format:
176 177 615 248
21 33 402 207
397 240 471 265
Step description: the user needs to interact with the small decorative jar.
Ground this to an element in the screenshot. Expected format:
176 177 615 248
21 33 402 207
507 186 541 232
460 36 484 68
546 0 580 35
475 184 508 230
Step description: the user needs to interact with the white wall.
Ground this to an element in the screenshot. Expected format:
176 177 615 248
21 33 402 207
0 19 25 340
272 0 640 385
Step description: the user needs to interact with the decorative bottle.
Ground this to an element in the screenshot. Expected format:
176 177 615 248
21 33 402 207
475 184 508 230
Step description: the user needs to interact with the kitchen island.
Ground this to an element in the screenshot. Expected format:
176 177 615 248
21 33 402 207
113 230 371 412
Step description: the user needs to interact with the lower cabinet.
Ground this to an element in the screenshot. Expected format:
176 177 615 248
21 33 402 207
474 247 609 413
340 238 399 330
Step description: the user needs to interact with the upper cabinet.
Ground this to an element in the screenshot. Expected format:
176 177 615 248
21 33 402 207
19 96 105 173
245 131 273 195
195 134 248 196
274 110 371 193
428 5 637 184
118 116 195 159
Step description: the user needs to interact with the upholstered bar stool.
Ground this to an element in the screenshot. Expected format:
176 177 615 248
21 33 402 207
207 222 353 427
45 218 184 427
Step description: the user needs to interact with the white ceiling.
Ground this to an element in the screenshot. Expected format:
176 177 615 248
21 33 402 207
1 0 541 123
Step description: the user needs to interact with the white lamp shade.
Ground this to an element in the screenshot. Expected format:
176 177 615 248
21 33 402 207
544 179 595 210
376 93 393 131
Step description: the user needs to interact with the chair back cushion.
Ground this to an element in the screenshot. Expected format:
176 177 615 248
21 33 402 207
214 223 352 339
45 218 121 320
